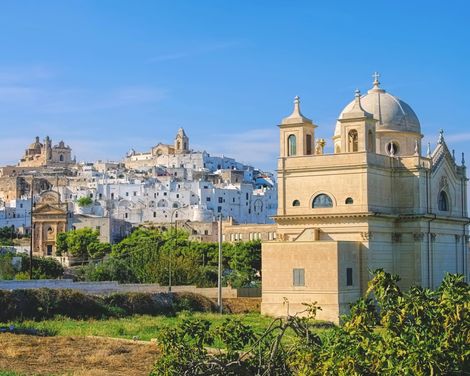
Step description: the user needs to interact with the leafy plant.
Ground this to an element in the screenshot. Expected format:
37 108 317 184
76 196 93 207
151 270 470 375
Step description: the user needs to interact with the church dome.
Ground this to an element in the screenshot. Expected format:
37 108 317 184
28 136 43 150
335 74 420 136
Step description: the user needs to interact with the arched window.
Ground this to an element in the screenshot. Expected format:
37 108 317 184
288 135 297 156
292 200 300 207
157 199 168 207
438 191 449 211
348 130 358 152
345 197 354 204
59 154 64 162
367 130 374 152
312 194 333 208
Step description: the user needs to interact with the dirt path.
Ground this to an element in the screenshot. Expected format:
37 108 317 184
0 334 159 376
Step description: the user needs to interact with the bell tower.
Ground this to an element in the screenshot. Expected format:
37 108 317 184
335 90 376 153
279 96 316 158
174 128 189 154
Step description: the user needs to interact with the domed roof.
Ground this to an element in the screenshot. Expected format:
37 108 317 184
335 74 420 136
28 136 43 150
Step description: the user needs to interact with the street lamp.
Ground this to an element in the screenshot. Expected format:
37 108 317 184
168 204 188 292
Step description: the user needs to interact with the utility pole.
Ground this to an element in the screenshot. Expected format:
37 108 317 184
217 214 223 314
29 177 34 280
169 219 176 292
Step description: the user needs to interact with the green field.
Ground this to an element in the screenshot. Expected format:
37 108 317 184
2 312 320 346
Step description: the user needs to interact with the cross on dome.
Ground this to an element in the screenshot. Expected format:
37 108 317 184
372 71 380 86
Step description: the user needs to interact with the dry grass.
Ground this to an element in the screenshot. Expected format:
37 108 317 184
223 298 261 313
0 334 158 376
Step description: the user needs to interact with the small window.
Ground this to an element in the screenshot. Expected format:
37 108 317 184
438 191 449 211
293 268 305 286
292 200 300 207
153 212 156 218
345 197 353 204
346 268 353 286
306 134 312 155
312 194 333 208
206 197 211 202
367 130 374 152
348 130 358 152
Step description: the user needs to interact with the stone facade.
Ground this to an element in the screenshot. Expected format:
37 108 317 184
262 74 469 323
32 190 68 257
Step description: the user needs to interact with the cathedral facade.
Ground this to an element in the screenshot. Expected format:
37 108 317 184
262 75 469 323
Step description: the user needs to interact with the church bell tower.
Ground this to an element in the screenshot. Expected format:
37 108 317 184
279 96 316 157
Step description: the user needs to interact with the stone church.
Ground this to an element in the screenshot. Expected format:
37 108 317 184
262 74 469 323
19 136 74 168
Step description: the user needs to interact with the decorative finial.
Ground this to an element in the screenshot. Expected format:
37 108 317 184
293 95 301 114
438 129 444 144
355 88 361 97
462 152 465 166
281 95 312 124
372 71 380 87
427 142 431 158
452 149 456 162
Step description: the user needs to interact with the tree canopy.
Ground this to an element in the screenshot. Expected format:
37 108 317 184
82 227 261 288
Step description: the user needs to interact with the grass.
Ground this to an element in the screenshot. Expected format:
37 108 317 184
1 312 330 348
3 312 283 342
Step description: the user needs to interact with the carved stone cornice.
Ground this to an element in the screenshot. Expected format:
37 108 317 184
391 232 402 243
361 231 373 240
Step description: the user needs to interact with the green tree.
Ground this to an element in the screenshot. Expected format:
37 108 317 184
225 240 261 288
76 196 93 207
0 226 15 246
56 228 111 259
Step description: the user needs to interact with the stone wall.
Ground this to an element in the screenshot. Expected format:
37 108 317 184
0 280 259 299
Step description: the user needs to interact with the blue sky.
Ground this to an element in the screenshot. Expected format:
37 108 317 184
0 1 469 171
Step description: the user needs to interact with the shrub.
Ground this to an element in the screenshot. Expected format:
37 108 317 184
104 292 173 316
173 292 217 313
0 289 216 321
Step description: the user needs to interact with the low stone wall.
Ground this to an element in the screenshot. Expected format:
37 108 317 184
0 280 247 299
